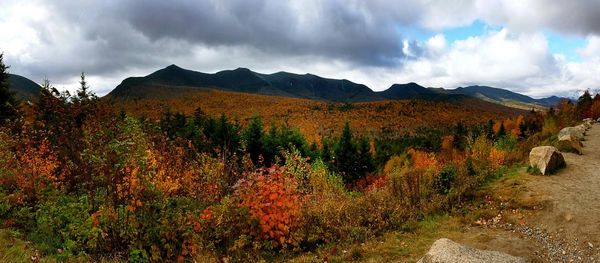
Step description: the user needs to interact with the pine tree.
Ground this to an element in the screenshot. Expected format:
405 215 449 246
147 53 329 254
577 90 593 119
321 138 332 163
0 53 19 125
334 122 359 183
357 137 373 174
244 115 265 165
497 122 507 138
193 107 206 126
485 120 495 139
75 72 96 102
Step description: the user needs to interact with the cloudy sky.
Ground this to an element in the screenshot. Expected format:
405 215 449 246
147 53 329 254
2 0 600 98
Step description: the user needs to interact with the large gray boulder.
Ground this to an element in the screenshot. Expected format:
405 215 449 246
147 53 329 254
557 134 583 155
529 146 566 175
417 238 527 263
558 127 585 140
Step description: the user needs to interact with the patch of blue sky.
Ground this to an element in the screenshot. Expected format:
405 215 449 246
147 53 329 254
545 31 585 62
396 19 499 44
442 20 498 43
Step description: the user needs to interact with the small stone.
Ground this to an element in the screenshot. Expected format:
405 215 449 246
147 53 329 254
588 242 594 248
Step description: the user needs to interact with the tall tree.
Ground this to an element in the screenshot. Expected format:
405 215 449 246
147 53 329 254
0 53 19 125
334 122 360 183
244 115 265 165
75 72 96 102
497 122 507 138
577 90 593 119
356 136 373 175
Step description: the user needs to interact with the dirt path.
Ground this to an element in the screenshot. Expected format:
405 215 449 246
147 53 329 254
459 123 600 262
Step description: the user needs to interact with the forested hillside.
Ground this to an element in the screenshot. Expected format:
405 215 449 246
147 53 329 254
109 87 524 142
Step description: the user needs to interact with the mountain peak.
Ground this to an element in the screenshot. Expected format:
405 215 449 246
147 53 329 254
165 64 182 70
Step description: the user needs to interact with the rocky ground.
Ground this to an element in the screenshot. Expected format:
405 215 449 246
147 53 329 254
454 123 600 263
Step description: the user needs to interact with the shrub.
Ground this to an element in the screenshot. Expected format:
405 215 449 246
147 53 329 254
27 194 92 258
234 165 303 248
435 165 457 195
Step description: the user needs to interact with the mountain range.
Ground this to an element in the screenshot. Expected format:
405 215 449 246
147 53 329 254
8 65 568 108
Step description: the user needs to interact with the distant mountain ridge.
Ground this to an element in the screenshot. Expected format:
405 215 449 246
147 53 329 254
108 64 381 102
24 64 563 108
438 85 561 108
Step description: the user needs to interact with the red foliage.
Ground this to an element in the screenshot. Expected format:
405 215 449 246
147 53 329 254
354 174 387 191
235 165 302 246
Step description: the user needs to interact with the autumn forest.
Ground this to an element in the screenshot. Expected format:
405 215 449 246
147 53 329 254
2 48 600 263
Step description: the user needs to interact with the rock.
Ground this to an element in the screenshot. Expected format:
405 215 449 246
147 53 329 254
417 238 527 263
557 134 583 155
582 122 592 130
558 127 585 141
577 123 590 131
529 146 566 175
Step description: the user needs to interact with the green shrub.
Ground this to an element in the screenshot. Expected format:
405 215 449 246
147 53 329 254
28 194 92 257
436 165 457 195
129 249 149 263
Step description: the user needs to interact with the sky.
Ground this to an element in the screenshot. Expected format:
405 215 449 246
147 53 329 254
2 0 600 98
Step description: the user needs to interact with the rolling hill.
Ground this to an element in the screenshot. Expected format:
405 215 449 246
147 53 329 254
439 85 564 108
8 73 41 100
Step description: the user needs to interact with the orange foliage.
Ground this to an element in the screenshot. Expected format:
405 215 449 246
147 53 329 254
407 148 439 171
494 115 524 137
235 166 302 247
14 139 61 200
112 88 523 142
489 148 506 169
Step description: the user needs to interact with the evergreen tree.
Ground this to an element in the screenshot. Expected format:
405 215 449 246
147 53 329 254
193 107 206 126
0 53 19 125
497 122 507 138
75 72 95 101
334 122 360 183
577 90 593 119
244 115 265 165
309 141 320 161
357 136 373 174
485 120 495 140
321 137 332 163
262 124 280 165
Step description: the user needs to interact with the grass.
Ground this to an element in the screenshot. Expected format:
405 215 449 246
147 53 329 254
0 229 39 263
288 164 534 262
287 214 465 263
0 229 126 263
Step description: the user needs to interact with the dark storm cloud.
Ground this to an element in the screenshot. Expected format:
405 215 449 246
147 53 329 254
46 0 421 67
5 0 600 96
482 0 600 36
